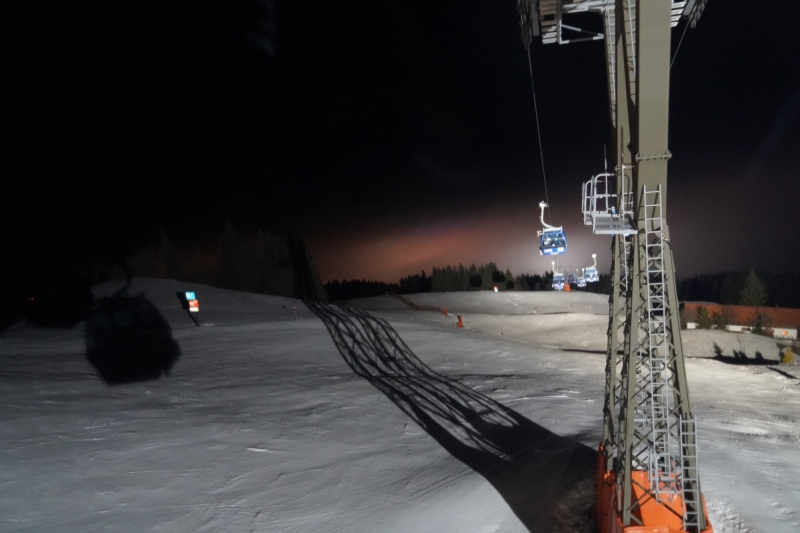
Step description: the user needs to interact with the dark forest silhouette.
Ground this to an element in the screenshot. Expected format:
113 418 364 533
327 267 800 306
677 270 800 308
325 262 611 302
108 223 326 302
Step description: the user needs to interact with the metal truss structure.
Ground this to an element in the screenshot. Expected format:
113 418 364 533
517 1 711 531
582 172 635 234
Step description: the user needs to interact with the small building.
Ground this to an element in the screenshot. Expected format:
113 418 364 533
769 328 798 340
681 303 800 339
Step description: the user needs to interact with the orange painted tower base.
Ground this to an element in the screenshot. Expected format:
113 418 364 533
596 444 713 533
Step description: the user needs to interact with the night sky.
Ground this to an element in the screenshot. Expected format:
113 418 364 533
2 1 799 294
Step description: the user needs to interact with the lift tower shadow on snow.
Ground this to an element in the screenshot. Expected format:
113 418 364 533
308 302 597 532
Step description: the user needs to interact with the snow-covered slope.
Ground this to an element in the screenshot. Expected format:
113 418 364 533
91 278 314 328
1 280 798 532
343 291 609 316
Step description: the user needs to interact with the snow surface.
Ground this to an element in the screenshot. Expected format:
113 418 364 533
1 280 798 532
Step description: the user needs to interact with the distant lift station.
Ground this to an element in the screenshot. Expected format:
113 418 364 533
537 201 567 255
518 1 712 532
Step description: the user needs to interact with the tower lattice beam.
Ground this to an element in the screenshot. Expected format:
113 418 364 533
516 2 712 531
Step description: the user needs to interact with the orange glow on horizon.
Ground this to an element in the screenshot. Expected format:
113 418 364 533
309 206 610 283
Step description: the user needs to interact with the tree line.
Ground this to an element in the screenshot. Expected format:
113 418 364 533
325 263 612 302
677 268 797 307
326 266 793 307
111 222 326 302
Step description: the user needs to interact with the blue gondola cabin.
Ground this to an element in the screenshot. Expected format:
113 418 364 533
539 230 567 255
585 268 600 283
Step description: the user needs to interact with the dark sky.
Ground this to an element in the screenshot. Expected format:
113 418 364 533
2 1 799 291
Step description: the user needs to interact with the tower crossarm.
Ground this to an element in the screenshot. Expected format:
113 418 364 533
518 1 707 47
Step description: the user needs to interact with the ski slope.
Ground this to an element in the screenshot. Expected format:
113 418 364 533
1 279 798 532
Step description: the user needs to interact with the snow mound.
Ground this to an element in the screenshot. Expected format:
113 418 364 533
92 277 312 329
344 291 609 316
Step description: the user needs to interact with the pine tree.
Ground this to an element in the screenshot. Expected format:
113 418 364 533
431 267 441 292
752 311 768 335
696 305 712 329
738 268 768 307
458 264 468 291
544 270 553 290
505 267 515 290
480 264 494 290
420 270 431 292
468 263 481 289
307 253 327 303
254 230 294 297
286 236 325 301
711 310 727 331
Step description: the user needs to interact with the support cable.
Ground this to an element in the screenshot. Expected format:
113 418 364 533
585 237 602 268
526 47 551 223
670 19 691 69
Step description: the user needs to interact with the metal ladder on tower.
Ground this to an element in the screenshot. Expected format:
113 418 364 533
642 185 679 500
642 185 705 533
680 414 702 531
603 3 617 121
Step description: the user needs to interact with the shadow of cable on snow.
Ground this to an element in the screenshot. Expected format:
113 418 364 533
307 302 597 532
561 348 606 355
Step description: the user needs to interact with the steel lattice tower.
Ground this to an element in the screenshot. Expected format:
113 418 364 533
517 2 712 531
